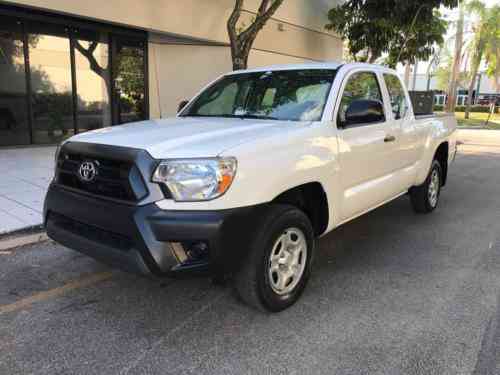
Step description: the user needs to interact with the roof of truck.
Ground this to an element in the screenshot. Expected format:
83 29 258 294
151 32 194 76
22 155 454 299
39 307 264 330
229 62 397 75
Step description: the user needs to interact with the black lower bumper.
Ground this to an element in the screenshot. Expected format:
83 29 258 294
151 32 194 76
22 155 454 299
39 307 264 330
44 184 261 277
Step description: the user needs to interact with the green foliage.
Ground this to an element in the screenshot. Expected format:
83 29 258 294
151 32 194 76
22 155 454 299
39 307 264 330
434 104 498 113
482 5 500 90
326 0 457 67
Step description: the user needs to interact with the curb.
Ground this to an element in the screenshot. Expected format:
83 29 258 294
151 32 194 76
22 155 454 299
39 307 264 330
0 225 50 251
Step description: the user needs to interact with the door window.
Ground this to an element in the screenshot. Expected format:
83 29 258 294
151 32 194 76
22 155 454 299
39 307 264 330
383 74 409 119
0 17 30 146
338 71 383 125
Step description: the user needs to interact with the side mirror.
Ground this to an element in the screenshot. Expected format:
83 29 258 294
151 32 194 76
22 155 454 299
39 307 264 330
343 99 385 127
177 100 189 113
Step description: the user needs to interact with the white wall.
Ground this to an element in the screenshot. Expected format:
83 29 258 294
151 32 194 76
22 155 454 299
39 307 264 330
409 73 498 94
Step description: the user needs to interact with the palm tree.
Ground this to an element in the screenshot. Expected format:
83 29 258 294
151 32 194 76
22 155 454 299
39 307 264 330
465 1 488 118
465 1 500 119
446 1 465 113
483 5 500 95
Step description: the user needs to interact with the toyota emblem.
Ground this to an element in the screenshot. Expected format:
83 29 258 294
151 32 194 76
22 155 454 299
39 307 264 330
78 161 98 182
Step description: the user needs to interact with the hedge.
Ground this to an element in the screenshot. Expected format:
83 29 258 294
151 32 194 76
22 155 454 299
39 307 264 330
433 105 499 113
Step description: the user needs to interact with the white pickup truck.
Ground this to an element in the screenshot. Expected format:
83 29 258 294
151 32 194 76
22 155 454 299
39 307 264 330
44 62 457 312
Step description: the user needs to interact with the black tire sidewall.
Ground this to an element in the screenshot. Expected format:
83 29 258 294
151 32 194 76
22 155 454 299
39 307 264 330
256 207 315 312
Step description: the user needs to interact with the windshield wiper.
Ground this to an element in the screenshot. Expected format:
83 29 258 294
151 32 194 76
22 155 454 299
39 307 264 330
236 114 279 120
182 113 278 120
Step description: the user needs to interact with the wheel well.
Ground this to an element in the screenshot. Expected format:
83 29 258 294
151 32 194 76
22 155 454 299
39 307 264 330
434 142 449 186
272 182 329 236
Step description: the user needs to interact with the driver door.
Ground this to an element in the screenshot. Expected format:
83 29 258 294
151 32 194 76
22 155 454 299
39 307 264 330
336 71 399 222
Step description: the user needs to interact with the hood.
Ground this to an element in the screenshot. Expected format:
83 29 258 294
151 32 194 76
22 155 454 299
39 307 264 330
69 117 310 159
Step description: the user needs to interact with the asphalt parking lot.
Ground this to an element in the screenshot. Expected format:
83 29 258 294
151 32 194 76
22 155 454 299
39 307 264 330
1 130 500 375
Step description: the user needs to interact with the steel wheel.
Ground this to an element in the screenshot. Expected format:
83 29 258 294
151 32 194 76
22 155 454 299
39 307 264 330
428 168 440 208
268 227 307 295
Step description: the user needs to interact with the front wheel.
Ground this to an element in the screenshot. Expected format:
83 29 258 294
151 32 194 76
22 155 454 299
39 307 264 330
234 205 315 312
409 159 442 213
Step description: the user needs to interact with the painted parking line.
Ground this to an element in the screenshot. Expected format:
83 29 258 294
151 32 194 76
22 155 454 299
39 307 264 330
0 271 114 315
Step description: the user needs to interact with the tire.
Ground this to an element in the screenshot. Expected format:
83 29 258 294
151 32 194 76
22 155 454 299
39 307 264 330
234 204 315 313
409 159 442 214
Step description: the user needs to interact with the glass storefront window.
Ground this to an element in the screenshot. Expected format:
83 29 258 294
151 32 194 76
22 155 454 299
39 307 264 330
29 31 74 144
74 33 111 132
114 40 146 124
0 7 148 147
0 18 30 146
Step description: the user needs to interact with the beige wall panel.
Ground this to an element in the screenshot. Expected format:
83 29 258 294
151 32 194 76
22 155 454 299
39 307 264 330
6 0 342 36
150 43 232 118
248 49 311 67
5 0 342 61
244 0 343 33
150 43 340 120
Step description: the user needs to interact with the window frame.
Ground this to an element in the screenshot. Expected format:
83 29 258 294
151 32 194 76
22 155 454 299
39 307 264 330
179 69 338 122
333 69 387 129
0 3 149 146
382 73 411 121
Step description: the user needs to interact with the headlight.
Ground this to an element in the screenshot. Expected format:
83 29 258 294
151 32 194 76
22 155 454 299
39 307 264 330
152 157 237 202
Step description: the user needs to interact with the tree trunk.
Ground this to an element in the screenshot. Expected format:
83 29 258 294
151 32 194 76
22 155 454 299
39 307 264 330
404 63 411 88
412 60 419 91
446 3 464 113
465 39 485 119
227 0 284 71
368 50 380 64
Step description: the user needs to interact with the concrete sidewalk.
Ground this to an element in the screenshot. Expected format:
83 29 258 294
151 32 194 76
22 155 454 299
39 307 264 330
0 146 55 234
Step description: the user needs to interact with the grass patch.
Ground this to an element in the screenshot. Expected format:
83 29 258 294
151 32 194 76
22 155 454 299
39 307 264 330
454 111 500 129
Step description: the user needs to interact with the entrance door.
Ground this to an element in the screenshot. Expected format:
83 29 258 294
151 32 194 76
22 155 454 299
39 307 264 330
111 37 147 125
0 17 30 146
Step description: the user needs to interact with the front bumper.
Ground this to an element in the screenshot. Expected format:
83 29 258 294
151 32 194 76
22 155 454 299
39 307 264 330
44 183 260 277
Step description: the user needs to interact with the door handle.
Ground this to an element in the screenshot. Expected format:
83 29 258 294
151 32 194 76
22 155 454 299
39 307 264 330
384 135 396 143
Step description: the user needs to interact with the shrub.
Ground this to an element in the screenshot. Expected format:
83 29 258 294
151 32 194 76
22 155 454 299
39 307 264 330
433 105 498 113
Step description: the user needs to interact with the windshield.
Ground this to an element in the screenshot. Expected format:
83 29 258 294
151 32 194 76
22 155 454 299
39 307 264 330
181 69 337 122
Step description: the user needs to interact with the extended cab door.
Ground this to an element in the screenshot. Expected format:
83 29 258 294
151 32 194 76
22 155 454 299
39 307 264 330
382 73 421 180
335 70 401 222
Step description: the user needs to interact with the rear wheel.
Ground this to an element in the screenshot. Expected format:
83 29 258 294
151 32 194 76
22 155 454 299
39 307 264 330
234 204 315 312
410 159 442 213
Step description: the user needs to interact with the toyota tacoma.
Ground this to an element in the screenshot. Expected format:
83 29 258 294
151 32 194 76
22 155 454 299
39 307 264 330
44 62 457 312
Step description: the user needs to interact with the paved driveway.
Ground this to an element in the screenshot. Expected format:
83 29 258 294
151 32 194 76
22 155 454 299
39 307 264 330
1 131 500 374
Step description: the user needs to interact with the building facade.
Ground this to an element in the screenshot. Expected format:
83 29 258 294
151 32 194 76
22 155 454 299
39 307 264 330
406 72 499 106
0 0 343 147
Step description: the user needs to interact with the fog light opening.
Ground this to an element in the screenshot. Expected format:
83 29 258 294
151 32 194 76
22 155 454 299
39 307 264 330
184 241 210 262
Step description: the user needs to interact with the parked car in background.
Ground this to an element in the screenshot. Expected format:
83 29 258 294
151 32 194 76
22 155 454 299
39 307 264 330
44 62 457 312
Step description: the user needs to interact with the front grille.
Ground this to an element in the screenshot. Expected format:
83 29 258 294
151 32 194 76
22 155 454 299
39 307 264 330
56 152 148 202
49 212 133 251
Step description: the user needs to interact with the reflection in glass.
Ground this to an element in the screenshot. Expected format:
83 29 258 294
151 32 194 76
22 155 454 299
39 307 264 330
114 43 146 124
0 20 30 146
29 33 74 144
74 35 111 132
